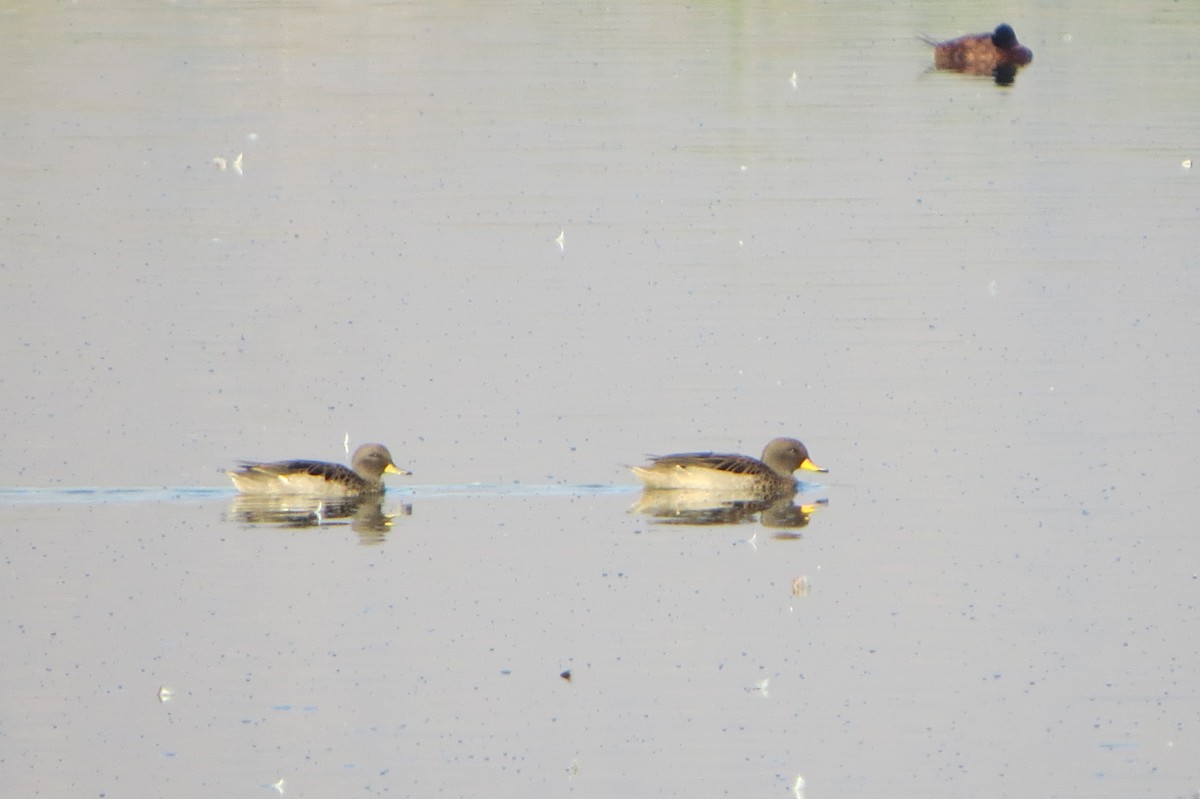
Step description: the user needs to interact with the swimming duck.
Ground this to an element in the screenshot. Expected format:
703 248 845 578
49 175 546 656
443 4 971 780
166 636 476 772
926 23 1033 78
631 437 826 496
226 443 410 496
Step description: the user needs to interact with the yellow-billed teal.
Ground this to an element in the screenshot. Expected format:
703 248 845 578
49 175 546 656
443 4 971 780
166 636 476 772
631 437 826 496
227 443 409 496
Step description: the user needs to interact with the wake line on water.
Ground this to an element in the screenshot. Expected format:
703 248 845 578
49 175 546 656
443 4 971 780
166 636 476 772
0 484 639 506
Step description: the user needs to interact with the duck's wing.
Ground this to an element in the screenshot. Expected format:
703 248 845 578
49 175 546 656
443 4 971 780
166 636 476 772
236 459 357 482
650 452 770 477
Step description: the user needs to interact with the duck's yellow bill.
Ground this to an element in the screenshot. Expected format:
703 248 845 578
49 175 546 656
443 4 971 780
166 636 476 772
385 464 412 476
799 458 828 473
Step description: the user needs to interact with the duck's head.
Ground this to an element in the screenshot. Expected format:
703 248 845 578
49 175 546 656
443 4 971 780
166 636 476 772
352 443 412 480
991 24 1018 48
763 437 827 475
991 23 1032 66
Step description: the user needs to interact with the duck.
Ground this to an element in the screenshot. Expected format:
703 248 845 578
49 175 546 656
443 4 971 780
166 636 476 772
226 443 410 496
926 23 1033 78
631 437 826 496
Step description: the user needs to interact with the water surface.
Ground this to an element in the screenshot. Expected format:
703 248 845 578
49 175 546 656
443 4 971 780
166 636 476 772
2 2 1198 797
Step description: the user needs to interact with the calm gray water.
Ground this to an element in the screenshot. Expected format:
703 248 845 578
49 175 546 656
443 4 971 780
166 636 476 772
2 2 1198 797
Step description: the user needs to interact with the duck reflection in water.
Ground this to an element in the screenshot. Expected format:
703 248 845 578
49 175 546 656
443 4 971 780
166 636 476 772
632 489 827 531
227 494 411 543
630 438 828 530
923 23 1033 86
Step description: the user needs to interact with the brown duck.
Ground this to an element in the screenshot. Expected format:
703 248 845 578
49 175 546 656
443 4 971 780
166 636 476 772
926 23 1033 77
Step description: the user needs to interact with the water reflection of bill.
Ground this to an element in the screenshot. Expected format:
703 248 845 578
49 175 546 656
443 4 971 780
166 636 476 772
226 494 411 543
632 489 827 532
